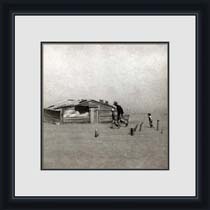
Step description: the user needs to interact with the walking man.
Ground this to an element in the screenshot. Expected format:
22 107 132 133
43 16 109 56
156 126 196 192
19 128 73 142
113 101 128 127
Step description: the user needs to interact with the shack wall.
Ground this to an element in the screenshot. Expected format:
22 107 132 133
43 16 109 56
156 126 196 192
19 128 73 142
63 116 90 123
44 109 61 123
98 110 112 123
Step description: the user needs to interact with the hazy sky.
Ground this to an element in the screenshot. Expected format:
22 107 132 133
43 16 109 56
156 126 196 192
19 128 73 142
43 43 168 113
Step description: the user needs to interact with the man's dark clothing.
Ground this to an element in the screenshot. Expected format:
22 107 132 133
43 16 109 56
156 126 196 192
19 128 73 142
116 104 124 115
115 104 124 121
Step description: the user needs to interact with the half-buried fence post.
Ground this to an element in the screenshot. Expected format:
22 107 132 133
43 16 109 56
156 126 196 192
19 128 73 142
95 129 99 137
130 128 134 136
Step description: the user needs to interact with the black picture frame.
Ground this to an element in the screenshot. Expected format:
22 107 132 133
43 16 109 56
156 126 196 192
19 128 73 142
0 0 209 210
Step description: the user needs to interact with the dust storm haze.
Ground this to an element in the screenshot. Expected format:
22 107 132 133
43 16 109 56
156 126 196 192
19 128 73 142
43 43 168 113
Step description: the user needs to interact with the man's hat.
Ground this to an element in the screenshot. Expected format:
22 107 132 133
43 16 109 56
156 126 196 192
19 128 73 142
113 101 118 105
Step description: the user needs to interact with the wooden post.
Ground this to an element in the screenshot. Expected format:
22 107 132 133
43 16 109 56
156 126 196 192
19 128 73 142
156 120 160 131
60 109 64 124
97 106 100 123
96 109 99 123
90 108 94 123
139 122 144 132
95 129 99 137
130 128 134 136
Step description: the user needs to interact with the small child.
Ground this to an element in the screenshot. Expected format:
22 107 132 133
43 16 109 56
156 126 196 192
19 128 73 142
147 113 153 128
111 108 120 128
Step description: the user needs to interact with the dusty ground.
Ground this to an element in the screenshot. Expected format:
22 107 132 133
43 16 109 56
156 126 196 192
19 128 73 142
42 113 168 169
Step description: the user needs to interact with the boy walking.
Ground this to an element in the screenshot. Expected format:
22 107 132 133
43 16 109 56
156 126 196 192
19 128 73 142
147 113 153 128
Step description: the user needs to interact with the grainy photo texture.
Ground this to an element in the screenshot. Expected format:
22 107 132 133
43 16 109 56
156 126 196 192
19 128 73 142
42 42 169 170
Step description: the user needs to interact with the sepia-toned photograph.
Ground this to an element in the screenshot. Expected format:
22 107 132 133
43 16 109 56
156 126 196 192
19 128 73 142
41 42 169 170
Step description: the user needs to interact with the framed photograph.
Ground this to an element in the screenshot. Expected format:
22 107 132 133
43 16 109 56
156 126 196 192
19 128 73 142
0 0 209 209
41 41 169 170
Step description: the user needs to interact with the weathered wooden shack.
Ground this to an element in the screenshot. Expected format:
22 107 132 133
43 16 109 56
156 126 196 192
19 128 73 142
44 99 114 124
78 99 114 123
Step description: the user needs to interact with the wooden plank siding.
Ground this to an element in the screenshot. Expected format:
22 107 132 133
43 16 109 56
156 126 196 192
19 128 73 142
63 116 90 123
98 110 112 123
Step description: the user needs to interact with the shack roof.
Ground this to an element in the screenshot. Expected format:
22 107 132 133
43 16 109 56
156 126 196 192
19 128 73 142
79 99 114 108
47 99 114 110
47 99 80 110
